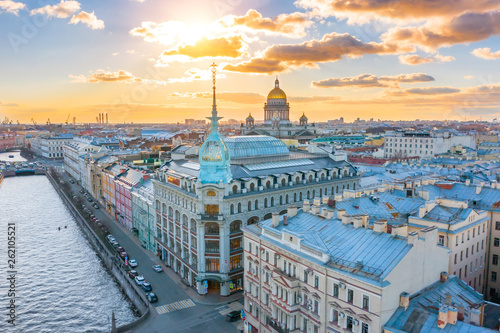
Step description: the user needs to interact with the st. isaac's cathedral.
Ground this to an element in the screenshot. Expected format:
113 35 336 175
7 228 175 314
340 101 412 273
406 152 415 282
241 78 317 143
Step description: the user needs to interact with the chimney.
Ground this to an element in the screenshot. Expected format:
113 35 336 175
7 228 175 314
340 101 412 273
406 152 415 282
444 292 452 305
392 225 408 238
106 113 108 124
476 186 482 195
400 292 410 310
283 215 288 226
361 214 369 228
334 194 342 201
480 181 485 187
311 205 320 215
438 306 449 329
272 213 279 227
326 209 335 219
303 200 310 212
373 220 387 233
441 272 448 283
378 185 386 193
337 209 345 220
287 205 298 218
448 306 458 325
408 231 418 245
353 216 363 228
420 226 438 245
342 214 351 225
313 197 321 206
322 196 329 204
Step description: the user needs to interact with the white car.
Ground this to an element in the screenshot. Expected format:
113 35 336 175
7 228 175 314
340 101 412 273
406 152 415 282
129 259 138 268
152 265 163 272
134 275 145 286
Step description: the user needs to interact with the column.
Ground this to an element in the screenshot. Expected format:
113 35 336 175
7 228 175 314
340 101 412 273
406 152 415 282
197 222 207 295
220 221 230 296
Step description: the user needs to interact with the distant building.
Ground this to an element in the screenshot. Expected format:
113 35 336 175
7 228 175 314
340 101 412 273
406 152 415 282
383 131 475 159
132 178 156 252
31 134 73 159
0 132 16 151
241 78 316 143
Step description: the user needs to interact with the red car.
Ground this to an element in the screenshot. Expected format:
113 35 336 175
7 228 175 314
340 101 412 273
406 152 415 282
120 252 128 259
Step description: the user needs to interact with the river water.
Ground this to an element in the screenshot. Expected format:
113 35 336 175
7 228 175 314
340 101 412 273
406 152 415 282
0 176 138 332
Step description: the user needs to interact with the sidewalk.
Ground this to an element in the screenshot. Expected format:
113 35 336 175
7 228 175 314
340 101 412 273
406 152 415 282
97 191 243 306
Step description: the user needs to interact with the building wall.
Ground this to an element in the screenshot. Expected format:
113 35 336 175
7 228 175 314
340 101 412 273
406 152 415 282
132 189 156 252
31 137 72 159
487 211 500 300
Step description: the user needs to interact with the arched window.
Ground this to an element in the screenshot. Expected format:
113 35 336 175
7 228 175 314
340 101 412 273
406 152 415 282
309 175 313 182
336 186 339 193
250 183 255 191
342 185 345 190
281 178 286 186
264 198 268 208
248 201 252 211
238 203 242 213
205 222 219 235
271 197 275 206
190 219 196 231
344 170 348 177
230 220 242 233
347 184 350 190
255 200 259 210
162 203 167 213
156 200 160 210
325 188 328 196
280 196 283 205
230 204 234 214
206 190 216 197
353 183 356 190
232 185 238 194
175 210 180 222
182 214 188 227
296 176 300 183
307 191 310 199
321 173 325 180
294 193 297 202
266 180 271 189
312 190 315 198
286 194 289 204
319 189 323 197
169 207 173 218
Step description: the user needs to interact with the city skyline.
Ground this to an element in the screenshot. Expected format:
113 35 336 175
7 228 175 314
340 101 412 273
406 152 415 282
1 0 500 124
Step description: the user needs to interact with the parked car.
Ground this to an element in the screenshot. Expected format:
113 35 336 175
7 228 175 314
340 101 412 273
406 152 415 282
134 275 145 286
69 179 75 184
117 247 125 253
147 292 158 303
93 204 99 209
141 282 152 292
128 270 138 279
120 252 128 259
152 265 163 272
226 310 241 322
129 259 138 268
111 242 120 248
87 198 92 203
79 189 84 194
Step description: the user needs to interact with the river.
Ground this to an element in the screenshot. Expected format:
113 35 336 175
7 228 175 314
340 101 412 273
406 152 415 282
0 176 138 332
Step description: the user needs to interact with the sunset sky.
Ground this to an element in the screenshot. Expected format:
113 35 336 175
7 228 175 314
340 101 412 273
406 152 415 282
0 0 499 124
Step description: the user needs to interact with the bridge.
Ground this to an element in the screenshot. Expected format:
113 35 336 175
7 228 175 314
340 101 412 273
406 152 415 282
2 168 47 177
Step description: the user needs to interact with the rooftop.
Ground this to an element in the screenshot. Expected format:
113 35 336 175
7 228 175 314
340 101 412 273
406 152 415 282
224 135 289 160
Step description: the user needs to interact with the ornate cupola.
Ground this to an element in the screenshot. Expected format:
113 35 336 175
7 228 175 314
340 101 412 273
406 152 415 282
246 113 254 128
300 112 308 127
198 63 232 184
264 77 290 126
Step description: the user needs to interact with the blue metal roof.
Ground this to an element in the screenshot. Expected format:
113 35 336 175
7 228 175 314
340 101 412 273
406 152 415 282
384 276 489 333
257 210 413 284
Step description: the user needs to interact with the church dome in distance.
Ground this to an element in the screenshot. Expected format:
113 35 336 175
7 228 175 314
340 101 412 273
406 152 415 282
267 77 286 100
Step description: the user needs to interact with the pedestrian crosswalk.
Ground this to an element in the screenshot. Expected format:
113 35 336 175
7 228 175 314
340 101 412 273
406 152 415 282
217 301 244 316
218 301 245 330
155 299 196 315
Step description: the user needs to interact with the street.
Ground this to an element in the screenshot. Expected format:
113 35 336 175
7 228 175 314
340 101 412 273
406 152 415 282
58 170 244 333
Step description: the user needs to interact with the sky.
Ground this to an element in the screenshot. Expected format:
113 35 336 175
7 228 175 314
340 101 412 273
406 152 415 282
0 0 499 124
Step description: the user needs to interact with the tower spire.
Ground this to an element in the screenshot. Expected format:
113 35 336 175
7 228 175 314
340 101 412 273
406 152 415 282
208 62 222 132
275 75 279 88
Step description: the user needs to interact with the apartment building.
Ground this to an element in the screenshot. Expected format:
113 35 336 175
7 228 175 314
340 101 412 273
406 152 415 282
115 169 150 231
383 131 475 159
63 139 106 181
31 134 73 159
242 205 449 333
131 178 156 252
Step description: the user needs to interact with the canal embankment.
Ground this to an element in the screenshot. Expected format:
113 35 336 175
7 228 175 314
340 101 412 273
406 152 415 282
46 171 150 332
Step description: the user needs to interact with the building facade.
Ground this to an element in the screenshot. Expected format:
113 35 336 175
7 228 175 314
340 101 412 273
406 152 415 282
132 178 156 252
242 206 449 333
31 134 73 159
115 169 149 231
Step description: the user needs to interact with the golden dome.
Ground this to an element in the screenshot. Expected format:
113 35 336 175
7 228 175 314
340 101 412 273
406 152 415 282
267 77 286 100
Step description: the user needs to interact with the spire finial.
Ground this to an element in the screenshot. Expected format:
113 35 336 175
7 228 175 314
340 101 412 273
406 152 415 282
275 76 279 88
211 62 217 112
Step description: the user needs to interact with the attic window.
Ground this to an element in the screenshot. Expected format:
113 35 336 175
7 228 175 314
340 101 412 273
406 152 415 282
206 191 216 197
290 237 293 241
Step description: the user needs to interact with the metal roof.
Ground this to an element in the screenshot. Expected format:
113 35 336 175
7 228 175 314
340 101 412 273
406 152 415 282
224 135 289 159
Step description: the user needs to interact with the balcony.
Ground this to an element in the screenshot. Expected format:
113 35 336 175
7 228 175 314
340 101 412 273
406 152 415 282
267 318 291 333
199 213 224 221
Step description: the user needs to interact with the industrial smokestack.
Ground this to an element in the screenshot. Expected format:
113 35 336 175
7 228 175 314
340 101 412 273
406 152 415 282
106 113 108 124
99 113 101 124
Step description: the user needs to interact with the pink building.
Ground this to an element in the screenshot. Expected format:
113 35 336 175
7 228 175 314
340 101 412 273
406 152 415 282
114 169 149 230
0 133 16 151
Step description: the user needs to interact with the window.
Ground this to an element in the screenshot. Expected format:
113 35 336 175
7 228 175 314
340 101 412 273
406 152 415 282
333 283 339 297
494 255 499 266
465 265 468 277
492 272 497 282
347 289 354 303
314 276 319 288
362 323 369 333
248 242 252 253
304 271 308 283
438 235 444 246
362 295 370 310
454 254 457 264
496 222 500 230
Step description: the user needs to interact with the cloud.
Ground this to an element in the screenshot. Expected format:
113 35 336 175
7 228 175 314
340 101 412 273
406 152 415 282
403 87 461 95
130 21 188 46
0 101 18 107
464 75 475 79
471 47 500 60
0 0 26 15
30 0 81 18
383 11 500 51
224 32 412 73
69 70 139 83
295 0 500 22
168 92 264 104
70 11 104 30
312 73 434 88
289 95 341 103
398 53 455 65
166 68 226 83
219 9 313 38
162 36 246 59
